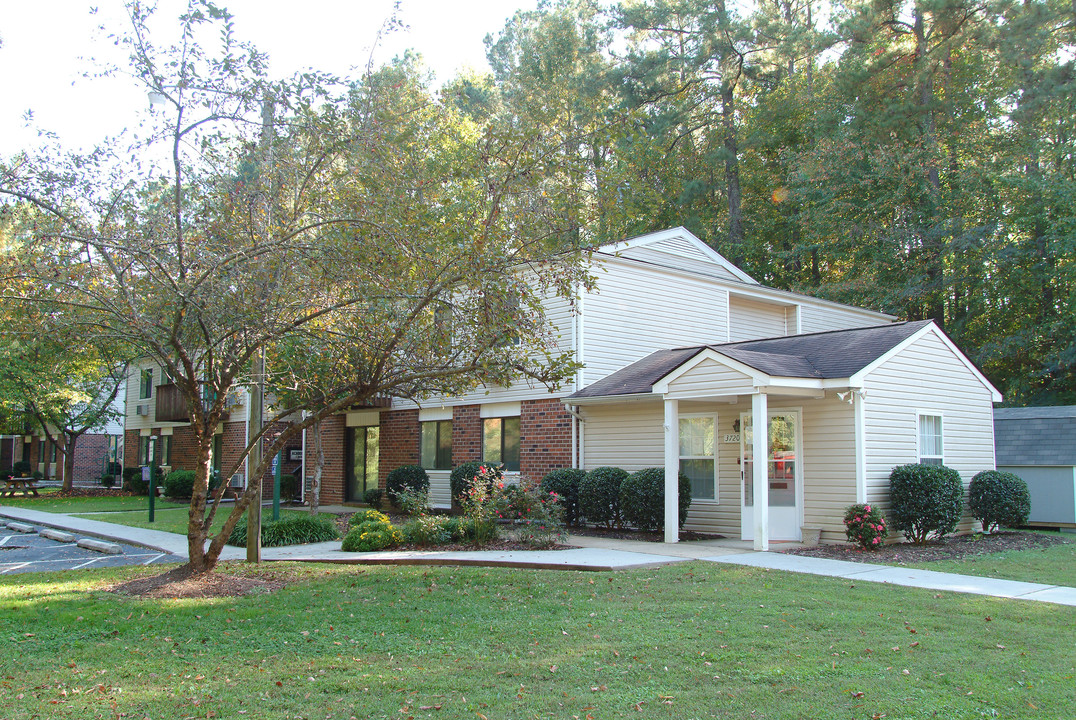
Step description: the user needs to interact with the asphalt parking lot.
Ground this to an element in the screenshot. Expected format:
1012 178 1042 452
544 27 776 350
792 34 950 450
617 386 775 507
0 528 174 575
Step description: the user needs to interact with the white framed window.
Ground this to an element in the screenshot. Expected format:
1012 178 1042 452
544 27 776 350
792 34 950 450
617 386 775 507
420 420 453 470
679 414 717 502
483 417 520 472
917 413 943 466
139 368 154 399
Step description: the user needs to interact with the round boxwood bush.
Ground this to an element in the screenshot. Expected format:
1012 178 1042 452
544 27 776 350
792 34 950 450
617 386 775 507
13 460 32 477
385 465 430 504
540 468 586 526
341 519 402 552
227 513 340 547
969 470 1031 533
122 466 162 495
618 468 692 532
579 467 629 529
450 461 502 503
889 463 965 544
363 488 384 510
163 469 197 499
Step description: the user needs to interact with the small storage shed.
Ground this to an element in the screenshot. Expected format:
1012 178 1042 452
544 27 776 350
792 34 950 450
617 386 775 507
994 406 1076 527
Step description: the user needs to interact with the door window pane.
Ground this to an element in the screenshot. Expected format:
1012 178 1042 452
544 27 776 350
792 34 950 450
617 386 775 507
742 413 797 508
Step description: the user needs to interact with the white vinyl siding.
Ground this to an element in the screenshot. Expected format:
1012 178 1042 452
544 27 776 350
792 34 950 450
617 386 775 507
800 397 858 537
798 303 889 334
862 331 996 533
728 295 790 342
664 358 755 399
580 259 730 386
613 245 745 282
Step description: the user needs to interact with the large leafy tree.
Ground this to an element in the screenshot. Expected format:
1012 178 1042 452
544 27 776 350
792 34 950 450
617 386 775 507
0 2 591 574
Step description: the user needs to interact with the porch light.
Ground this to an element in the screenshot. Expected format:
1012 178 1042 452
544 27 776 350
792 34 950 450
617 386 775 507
732 418 740 433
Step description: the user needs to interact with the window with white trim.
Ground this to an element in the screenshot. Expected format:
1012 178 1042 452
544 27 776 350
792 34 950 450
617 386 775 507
420 420 453 470
918 414 943 466
483 417 520 472
139 368 154 399
679 415 717 501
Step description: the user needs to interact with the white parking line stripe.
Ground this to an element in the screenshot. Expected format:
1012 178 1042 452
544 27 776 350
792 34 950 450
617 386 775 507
72 558 102 569
0 535 12 546
1 562 30 574
142 553 166 565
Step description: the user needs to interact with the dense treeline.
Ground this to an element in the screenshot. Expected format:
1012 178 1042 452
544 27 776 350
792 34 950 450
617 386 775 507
468 0 1075 406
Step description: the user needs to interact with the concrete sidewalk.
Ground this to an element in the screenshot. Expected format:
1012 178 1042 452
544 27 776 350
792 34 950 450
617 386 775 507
2 506 1075 606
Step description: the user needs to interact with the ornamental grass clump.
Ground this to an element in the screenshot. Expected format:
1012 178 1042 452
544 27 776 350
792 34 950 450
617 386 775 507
227 514 339 547
969 470 1031 533
843 503 888 549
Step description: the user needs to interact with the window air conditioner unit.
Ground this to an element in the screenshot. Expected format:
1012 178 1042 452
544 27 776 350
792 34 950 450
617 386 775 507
136 404 149 416
229 473 246 488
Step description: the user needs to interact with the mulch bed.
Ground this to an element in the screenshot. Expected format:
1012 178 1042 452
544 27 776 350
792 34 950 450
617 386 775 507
784 530 1071 564
35 487 135 498
108 565 287 599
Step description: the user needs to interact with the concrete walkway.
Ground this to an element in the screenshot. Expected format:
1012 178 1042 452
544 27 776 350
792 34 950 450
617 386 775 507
2 506 1075 607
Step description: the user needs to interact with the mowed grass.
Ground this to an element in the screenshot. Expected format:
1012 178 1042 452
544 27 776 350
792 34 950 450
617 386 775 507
897 533 1076 587
1 561 1073 720
0 491 188 514
68 506 320 537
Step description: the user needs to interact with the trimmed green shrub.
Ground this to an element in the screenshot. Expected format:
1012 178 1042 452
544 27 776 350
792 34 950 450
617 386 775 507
100 474 117 488
969 470 1031 532
889 463 965 544
363 488 384 510
13 460 32 477
279 473 299 501
348 509 392 528
618 468 692 532
579 466 629 529
31 470 44 481
385 465 430 504
163 469 197 499
540 468 586 526
450 461 502 503
122 466 162 495
401 515 452 546
843 503 888 549
341 520 402 552
227 513 339 547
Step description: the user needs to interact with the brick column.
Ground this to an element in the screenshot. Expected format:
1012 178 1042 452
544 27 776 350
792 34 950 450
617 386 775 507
451 405 482 467
378 409 420 486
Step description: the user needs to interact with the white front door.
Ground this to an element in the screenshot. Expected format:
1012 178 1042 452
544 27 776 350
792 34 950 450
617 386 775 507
740 410 803 541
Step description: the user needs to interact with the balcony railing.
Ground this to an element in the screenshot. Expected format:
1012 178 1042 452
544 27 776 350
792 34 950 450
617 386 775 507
154 383 190 423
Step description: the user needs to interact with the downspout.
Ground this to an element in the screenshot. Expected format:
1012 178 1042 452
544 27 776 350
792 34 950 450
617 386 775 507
575 282 585 469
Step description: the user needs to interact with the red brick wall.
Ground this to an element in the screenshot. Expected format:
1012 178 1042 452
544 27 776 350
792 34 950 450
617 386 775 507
378 410 419 486
72 433 113 482
451 405 482 467
303 415 346 505
520 398 574 483
123 430 140 468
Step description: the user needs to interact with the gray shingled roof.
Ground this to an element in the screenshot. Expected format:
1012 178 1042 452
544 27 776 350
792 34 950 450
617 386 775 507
994 407 1076 466
566 320 933 400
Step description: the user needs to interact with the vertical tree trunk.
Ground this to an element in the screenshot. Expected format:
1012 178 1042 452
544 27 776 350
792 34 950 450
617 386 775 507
310 418 323 515
61 434 78 492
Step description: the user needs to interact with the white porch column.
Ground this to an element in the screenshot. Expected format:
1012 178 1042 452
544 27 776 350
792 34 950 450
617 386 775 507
853 389 867 504
752 391 769 551
663 398 679 543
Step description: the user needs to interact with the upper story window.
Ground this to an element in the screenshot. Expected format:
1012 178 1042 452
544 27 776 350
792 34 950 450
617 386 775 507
918 414 943 466
139 368 154 399
420 420 453 470
483 417 520 472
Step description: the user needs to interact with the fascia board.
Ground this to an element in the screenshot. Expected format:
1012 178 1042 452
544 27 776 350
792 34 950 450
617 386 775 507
849 323 1004 403
601 227 759 285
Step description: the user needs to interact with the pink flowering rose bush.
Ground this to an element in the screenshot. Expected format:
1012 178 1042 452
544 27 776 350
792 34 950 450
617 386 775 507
843 503 889 550
459 466 566 546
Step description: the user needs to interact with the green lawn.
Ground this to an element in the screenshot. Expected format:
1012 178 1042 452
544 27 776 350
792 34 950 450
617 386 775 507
69 506 319 537
1 561 1073 720
0 492 188 514
898 533 1076 587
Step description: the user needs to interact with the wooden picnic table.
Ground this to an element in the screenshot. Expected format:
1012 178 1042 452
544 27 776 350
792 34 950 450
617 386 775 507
0 478 39 498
